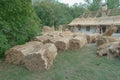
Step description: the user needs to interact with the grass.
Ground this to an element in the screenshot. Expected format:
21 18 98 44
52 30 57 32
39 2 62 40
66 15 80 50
0 44 120 80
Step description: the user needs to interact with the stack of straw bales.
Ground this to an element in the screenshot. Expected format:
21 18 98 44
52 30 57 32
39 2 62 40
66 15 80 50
69 34 87 50
96 36 120 46
42 26 55 33
55 37 71 52
102 26 118 36
97 42 120 58
6 41 57 71
86 33 101 43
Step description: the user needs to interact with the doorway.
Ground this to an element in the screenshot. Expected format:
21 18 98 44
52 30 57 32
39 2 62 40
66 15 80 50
102 26 106 33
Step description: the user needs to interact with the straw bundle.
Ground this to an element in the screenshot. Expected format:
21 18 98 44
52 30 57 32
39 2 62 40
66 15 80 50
96 36 120 46
23 43 57 71
58 25 63 32
5 41 43 65
73 32 87 38
97 42 120 58
59 31 73 37
42 26 54 33
55 37 70 52
107 42 120 58
32 35 53 44
69 35 87 50
46 31 61 37
97 43 110 56
86 33 101 43
102 26 118 36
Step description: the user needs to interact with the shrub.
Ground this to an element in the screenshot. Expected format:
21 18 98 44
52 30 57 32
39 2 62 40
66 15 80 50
0 0 41 57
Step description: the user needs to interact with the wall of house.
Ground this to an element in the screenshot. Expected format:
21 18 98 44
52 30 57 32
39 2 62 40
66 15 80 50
80 26 97 34
113 26 120 37
71 26 120 36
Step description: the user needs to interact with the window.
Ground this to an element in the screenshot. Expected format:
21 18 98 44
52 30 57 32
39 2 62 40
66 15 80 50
116 28 120 33
86 26 90 31
78 26 81 30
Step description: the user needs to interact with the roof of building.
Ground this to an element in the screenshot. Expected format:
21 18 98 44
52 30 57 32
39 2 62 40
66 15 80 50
69 8 120 26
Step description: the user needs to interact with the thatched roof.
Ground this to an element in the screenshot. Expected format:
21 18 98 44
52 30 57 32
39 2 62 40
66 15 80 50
69 16 120 26
69 8 120 26
69 18 98 26
98 16 114 25
113 16 120 25
108 8 120 16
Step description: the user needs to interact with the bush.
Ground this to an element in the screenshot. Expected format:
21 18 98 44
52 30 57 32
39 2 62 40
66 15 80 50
0 0 41 57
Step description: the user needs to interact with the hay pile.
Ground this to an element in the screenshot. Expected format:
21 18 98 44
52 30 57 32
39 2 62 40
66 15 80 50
6 30 120 71
102 26 118 36
97 42 120 58
69 35 87 50
107 42 120 58
5 41 43 65
32 35 53 44
97 42 112 56
86 33 101 43
73 32 86 37
42 26 55 33
45 31 61 37
96 36 120 46
24 43 57 71
6 42 57 71
55 37 71 52
58 25 63 32
59 31 73 38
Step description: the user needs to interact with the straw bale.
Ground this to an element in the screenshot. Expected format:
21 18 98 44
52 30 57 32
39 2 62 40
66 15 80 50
55 37 71 52
69 35 87 50
86 33 101 43
5 41 43 65
96 36 120 46
107 42 120 58
58 25 63 32
23 43 57 71
32 35 53 44
97 42 120 58
102 26 118 36
73 32 87 38
42 26 54 33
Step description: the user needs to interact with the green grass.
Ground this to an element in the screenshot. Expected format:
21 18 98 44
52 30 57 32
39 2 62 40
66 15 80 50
0 44 120 80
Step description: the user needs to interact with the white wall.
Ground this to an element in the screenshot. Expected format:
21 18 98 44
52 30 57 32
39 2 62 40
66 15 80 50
80 27 96 34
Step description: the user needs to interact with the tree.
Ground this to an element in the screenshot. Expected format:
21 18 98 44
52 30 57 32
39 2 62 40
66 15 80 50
0 0 40 57
107 0 119 9
70 3 85 18
34 1 73 27
52 3 73 27
34 1 54 26
84 0 101 11
84 0 120 10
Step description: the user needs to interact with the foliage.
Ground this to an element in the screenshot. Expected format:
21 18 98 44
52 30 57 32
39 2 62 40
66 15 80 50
0 0 41 57
84 0 120 11
33 0 85 27
70 3 85 18
0 0 119 57
107 0 119 9
52 3 73 27
34 1 54 26
84 0 101 11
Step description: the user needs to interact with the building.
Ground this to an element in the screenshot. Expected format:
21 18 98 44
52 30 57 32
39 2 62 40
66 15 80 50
68 4 120 35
